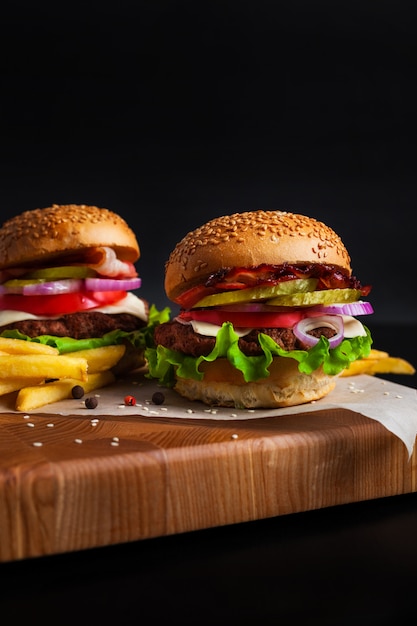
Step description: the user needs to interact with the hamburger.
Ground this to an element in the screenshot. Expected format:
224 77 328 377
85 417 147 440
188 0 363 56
0 203 163 375
146 210 374 408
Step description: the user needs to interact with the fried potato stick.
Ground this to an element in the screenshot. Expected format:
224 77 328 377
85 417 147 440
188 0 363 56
15 370 116 412
0 337 59 355
64 344 126 373
341 349 415 377
0 354 88 381
0 377 46 396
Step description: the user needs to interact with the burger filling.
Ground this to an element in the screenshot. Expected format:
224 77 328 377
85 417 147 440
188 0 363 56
0 248 170 355
146 263 374 386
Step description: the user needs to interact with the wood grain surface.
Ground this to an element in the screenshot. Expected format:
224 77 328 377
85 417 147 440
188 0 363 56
1 393 416 562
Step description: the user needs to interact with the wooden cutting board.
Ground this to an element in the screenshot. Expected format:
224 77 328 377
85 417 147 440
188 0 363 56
1 376 416 562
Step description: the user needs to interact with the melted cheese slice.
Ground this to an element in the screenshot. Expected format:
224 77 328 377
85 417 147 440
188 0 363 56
0 292 148 326
340 315 366 337
189 319 252 337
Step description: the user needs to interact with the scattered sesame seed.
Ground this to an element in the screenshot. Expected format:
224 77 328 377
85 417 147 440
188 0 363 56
186 409 194 414
396 395 403 399
23 415 31 419
32 442 43 447
384 391 390 396
46 423 55 428
27 422 35 428
112 436 119 442
110 441 119 447
117 404 126 409
231 433 239 439
74 438 83 444
230 413 237 418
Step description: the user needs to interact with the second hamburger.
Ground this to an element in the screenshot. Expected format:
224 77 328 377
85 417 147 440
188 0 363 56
0 203 164 375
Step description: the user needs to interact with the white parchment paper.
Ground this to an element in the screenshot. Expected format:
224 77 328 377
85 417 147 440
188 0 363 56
3 374 416 456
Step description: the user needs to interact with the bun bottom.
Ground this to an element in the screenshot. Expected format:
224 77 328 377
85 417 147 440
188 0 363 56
173 358 339 409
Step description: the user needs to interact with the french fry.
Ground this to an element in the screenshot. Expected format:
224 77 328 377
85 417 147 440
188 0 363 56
0 354 88 381
0 337 59 355
0 377 46 396
64 344 126 373
15 370 116 412
341 349 416 377
367 349 390 360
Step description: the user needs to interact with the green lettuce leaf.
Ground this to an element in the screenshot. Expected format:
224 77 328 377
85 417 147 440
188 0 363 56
0 303 171 354
145 321 373 386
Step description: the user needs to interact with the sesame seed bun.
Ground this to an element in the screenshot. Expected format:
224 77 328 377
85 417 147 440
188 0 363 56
0 204 140 269
174 358 338 409
165 210 351 301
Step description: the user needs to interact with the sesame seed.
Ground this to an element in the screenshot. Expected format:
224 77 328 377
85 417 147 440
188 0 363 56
110 441 119 447
231 433 239 439
74 438 83 444
27 422 35 428
46 423 55 428
32 442 43 447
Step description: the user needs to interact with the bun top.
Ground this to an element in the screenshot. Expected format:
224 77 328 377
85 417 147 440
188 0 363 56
0 204 140 268
165 210 352 300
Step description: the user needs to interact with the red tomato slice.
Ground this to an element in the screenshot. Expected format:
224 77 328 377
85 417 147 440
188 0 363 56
179 309 304 328
0 291 126 316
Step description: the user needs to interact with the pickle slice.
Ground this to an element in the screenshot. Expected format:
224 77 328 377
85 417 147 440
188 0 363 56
265 288 361 307
193 278 318 308
22 266 97 280
4 278 52 286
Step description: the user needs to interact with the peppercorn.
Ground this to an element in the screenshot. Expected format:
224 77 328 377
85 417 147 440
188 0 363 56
71 385 85 399
85 396 98 409
152 391 165 405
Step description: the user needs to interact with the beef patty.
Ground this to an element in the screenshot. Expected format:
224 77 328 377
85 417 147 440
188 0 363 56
154 319 336 357
1 312 147 339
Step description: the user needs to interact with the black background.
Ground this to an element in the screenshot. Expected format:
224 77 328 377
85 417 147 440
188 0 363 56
1 1 416 326
1 4 417 621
